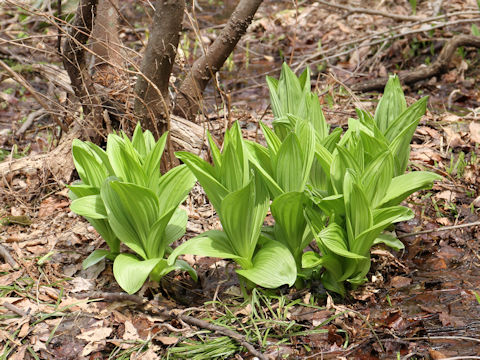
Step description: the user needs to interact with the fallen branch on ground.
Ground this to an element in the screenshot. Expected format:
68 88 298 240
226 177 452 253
317 0 422 22
0 244 18 269
352 35 480 92
179 314 268 360
75 291 145 305
2 301 28 317
398 220 480 239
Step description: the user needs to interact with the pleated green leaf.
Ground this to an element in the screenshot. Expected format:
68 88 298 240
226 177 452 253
236 239 297 288
318 223 365 259
72 140 109 188
113 254 163 294
271 192 307 257
101 180 159 259
70 195 107 219
156 165 196 212
374 75 407 133
106 134 146 186
378 171 442 207
176 151 228 210
168 230 241 266
220 177 269 261
274 133 304 192
361 150 394 208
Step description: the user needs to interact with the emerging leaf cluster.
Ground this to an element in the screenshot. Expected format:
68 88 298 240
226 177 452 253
69 124 196 294
71 64 441 296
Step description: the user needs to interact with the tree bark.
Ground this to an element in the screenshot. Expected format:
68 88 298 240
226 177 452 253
90 0 125 84
62 0 102 134
133 0 185 139
90 0 123 68
173 0 263 121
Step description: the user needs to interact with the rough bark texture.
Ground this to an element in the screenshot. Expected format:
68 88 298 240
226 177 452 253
133 0 185 139
174 0 263 121
352 35 480 92
90 0 123 71
62 0 102 133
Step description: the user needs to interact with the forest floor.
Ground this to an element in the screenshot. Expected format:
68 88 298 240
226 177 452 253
1 0 480 359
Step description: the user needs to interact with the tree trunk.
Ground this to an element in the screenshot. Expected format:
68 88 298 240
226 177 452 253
90 0 123 67
133 0 185 139
173 0 263 121
62 0 102 135
90 0 125 86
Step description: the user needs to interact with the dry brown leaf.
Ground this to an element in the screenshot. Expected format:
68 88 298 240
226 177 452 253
77 326 112 342
429 348 447 360
470 122 480 143
8 345 27 360
0 271 23 287
123 320 140 341
436 217 452 226
134 347 161 360
38 197 69 218
157 336 179 345
435 190 456 202
444 126 464 148
410 147 443 163
390 276 412 289
18 320 30 338
81 341 104 357
70 277 95 293
337 22 352 33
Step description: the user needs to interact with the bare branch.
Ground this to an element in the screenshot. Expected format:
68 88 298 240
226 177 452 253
317 0 422 22
174 0 263 121
352 35 480 91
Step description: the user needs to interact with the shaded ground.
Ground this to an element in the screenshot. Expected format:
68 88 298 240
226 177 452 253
1 0 480 359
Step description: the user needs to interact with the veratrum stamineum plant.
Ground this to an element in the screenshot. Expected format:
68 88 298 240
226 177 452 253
168 122 297 291
69 124 197 294
259 64 441 295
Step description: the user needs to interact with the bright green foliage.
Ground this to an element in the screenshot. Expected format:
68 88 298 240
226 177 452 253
70 66 442 298
264 65 441 295
170 123 297 289
69 124 197 294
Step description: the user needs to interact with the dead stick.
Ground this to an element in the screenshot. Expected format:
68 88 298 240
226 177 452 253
317 0 422 22
0 59 68 132
0 243 18 268
398 221 480 239
352 35 480 91
16 109 46 137
2 302 28 317
179 314 267 360
75 291 145 305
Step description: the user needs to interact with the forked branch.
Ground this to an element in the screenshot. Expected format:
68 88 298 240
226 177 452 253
174 0 264 121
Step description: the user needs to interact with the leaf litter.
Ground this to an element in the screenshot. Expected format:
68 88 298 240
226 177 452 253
1 0 480 358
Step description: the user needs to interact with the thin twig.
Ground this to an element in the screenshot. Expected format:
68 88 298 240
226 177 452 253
2 301 28 317
0 243 18 268
0 59 67 132
402 335 480 343
295 16 480 72
179 314 267 360
75 291 145 305
398 221 480 239
352 34 480 91
15 109 46 137
317 0 422 22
